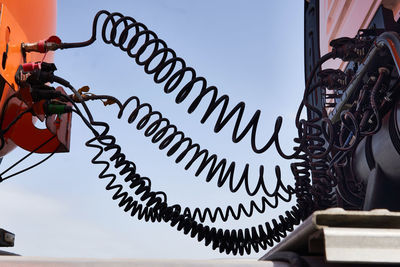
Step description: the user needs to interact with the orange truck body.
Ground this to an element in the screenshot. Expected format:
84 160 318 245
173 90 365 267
0 0 71 157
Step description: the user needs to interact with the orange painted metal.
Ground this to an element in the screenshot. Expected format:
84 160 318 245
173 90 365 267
0 0 72 156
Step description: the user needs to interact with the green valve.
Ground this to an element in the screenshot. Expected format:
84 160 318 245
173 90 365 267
46 104 72 115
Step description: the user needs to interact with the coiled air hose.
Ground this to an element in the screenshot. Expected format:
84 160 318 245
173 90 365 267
49 10 338 255
58 10 294 157
57 78 305 256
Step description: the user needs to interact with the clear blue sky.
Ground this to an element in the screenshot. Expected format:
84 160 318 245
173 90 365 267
1 0 305 259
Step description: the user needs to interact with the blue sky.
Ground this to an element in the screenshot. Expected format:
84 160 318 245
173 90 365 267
0 0 305 259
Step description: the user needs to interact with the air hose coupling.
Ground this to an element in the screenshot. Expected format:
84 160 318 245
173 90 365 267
44 103 72 115
317 69 348 90
21 36 62 53
330 36 372 62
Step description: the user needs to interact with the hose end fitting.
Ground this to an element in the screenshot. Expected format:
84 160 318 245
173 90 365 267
45 103 72 115
21 36 62 53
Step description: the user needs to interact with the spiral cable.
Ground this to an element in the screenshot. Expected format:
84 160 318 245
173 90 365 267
114 95 296 222
58 10 338 214
0 7 395 256
74 91 296 223
64 74 315 255
69 96 306 255
58 10 299 158
118 96 292 195
50 9 345 255
302 101 336 209
26 69 315 256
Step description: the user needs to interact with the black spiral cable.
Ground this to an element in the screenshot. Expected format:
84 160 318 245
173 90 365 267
49 10 343 254
117 96 293 197
4 9 392 254
74 93 295 223
63 86 306 256
290 53 338 211
58 10 298 158
302 101 336 209
84 121 306 255
56 9 338 213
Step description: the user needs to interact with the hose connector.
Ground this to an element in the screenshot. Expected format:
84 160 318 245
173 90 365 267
330 36 372 62
318 69 348 90
21 36 62 53
44 103 72 115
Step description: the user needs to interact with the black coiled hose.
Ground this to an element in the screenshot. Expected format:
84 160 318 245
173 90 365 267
49 74 306 255
115 95 295 221
59 9 337 212
118 96 292 197
60 10 294 157
72 102 305 256
301 102 336 209
54 10 340 255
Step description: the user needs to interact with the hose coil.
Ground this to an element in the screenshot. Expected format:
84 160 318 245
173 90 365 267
64 10 291 157
81 113 305 255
